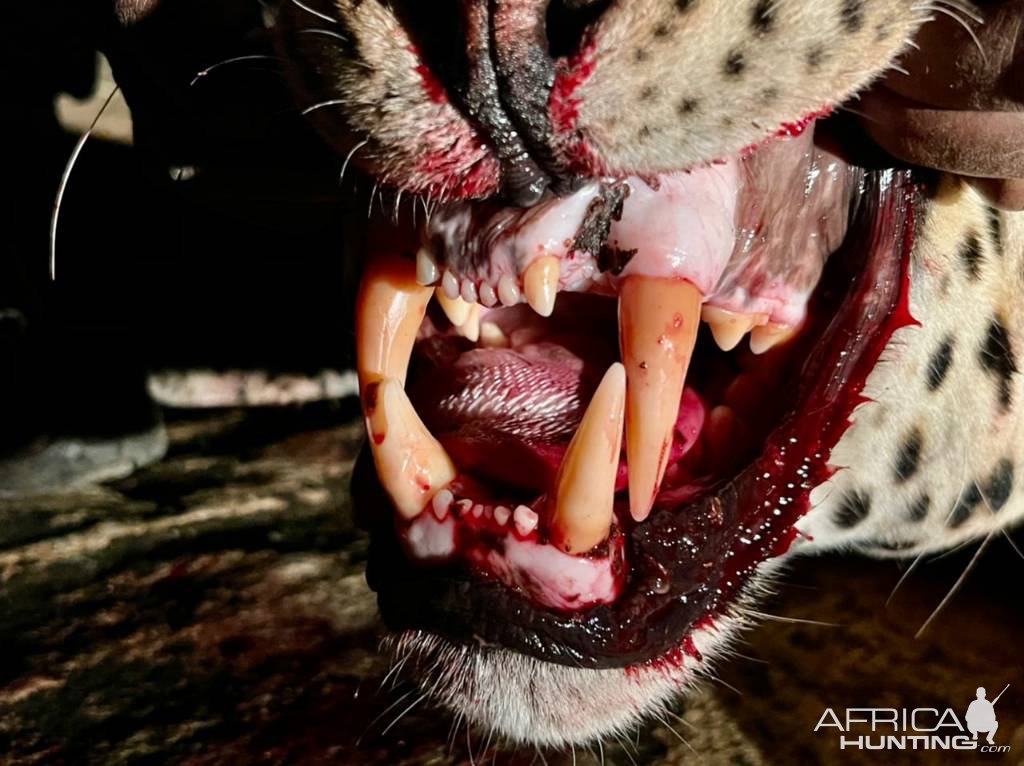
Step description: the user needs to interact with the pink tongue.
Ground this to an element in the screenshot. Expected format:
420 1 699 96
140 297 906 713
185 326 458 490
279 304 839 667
412 338 706 497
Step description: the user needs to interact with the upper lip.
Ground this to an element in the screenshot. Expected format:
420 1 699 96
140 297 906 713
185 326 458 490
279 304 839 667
355 164 919 669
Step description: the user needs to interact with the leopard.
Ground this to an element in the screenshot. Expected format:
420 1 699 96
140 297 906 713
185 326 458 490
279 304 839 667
115 0 1024 750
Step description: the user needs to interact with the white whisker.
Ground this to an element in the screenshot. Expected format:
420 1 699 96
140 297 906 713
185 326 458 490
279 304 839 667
50 85 121 282
915 530 994 638
287 0 337 25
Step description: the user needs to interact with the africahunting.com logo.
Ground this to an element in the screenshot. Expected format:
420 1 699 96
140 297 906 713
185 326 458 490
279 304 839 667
814 684 1011 753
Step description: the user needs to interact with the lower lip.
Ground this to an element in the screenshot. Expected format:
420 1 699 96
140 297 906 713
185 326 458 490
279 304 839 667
363 169 919 669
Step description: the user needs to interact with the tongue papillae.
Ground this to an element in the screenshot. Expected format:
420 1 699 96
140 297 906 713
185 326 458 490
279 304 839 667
356 130 862 570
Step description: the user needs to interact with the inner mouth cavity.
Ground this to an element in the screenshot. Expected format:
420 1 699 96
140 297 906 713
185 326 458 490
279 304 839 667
356 129 865 613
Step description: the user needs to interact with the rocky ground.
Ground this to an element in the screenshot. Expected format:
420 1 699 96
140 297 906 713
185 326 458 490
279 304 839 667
2 404 1022 765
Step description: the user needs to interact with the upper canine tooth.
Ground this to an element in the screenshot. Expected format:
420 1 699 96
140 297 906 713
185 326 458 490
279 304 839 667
702 306 765 352
364 378 456 519
356 253 433 388
416 246 440 286
480 321 510 348
523 256 559 317
620 277 703 522
749 322 798 355
549 363 626 554
437 289 472 328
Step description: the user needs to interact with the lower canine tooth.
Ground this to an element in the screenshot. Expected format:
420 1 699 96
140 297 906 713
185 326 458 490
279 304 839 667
620 277 703 522
550 363 626 554
436 289 472 327
456 303 481 342
702 306 765 352
523 256 559 317
356 253 433 387
364 378 456 519
416 247 440 286
749 323 798 355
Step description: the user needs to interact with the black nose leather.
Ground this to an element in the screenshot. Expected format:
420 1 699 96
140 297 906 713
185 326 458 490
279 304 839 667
391 0 592 205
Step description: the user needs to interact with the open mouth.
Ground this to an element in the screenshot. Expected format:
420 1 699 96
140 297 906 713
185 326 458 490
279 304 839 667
352 125 919 670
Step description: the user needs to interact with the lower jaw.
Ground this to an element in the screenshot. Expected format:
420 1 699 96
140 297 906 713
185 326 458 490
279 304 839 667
358 167 920 670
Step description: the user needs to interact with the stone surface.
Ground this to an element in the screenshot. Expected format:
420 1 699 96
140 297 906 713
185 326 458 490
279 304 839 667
2 404 1022 765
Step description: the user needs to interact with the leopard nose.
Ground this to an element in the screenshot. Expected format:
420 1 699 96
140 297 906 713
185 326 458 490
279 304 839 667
458 0 610 205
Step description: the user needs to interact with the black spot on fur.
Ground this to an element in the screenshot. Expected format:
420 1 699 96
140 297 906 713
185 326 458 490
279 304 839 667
987 206 1003 257
949 482 982 528
677 97 699 116
979 317 1018 411
675 0 695 12
907 493 931 523
874 21 890 42
805 45 826 71
633 47 650 63
926 337 955 391
637 125 652 140
958 232 983 280
894 428 923 483
639 84 658 102
835 490 871 529
653 22 672 38
760 86 779 105
724 50 746 76
982 459 1014 511
752 0 774 33
840 0 865 33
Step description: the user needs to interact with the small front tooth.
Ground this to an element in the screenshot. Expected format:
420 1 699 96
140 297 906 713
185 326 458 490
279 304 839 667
480 321 510 348
416 246 440 286
701 306 764 352
494 506 511 526
460 279 478 304
498 275 521 307
456 303 481 342
436 288 472 327
514 505 539 536
749 323 798 355
523 256 559 317
364 378 456 519
442 271 460 300
356 253 433 388
432 488 454 520
479 282 497 307
620 277 703 522
549 363 626 554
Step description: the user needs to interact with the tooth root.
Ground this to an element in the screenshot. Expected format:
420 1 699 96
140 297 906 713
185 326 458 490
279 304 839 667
455 303 481 343
620 277 703 522
364 378 456 519
523 256 560 317
356 253 433 388
702 306 764 352
416 246 440 286
436 289 472 327
549 363 626 554
749 323 798 355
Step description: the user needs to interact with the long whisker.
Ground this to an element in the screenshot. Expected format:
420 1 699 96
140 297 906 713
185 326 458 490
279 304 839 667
189 54 280 87
301 98 347 117
288 0 338 25
50 85 121 282
915 530 994 638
